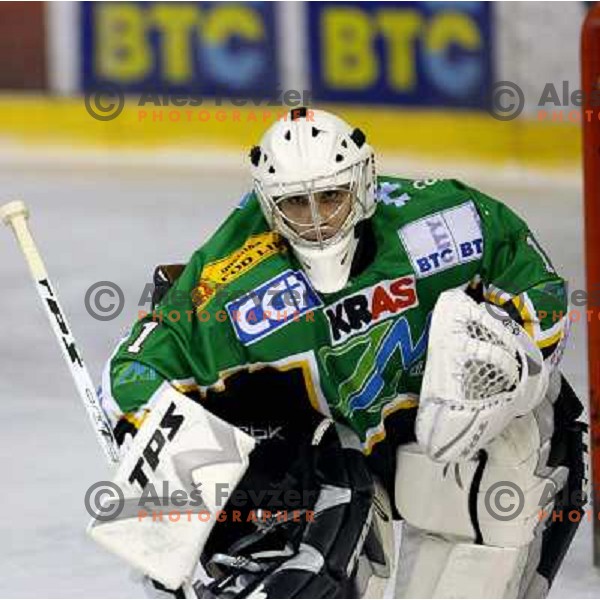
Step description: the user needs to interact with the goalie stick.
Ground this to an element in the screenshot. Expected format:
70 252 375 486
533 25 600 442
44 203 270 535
1 200 119 464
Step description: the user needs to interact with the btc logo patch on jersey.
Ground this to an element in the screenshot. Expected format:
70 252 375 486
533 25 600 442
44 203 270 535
325 276 418 345
398 201 483 278
226 270 322 345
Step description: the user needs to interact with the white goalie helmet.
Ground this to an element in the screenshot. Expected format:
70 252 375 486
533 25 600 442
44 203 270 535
250 108 376 294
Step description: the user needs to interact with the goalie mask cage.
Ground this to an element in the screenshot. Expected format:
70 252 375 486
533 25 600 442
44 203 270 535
582 1 600 568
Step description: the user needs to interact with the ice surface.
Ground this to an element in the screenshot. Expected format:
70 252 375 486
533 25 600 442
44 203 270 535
0 161 598 597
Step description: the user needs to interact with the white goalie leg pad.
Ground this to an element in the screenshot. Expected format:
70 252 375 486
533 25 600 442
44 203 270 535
395 396 567 598
355 478 395 599
417 289 549 462
477 401 568 548
395 525 531 598
88 387 255 590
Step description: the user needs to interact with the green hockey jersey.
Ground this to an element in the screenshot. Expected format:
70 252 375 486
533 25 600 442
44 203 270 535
101 176 568 457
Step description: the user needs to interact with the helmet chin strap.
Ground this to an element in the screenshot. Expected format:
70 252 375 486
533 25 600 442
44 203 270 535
289 230 359 294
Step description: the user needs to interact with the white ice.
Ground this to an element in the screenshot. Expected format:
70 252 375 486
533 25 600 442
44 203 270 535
0 159 598 597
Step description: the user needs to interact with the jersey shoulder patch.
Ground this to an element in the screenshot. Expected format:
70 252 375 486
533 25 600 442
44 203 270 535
186 200 290 312
398 200 484 279
375 175 473 208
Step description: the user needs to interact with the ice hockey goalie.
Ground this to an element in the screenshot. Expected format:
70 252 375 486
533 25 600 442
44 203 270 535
92 109 586 598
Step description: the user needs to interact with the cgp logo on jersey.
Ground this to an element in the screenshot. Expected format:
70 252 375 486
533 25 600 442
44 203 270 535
399 201 483 278
226 270 322 345
326 276 418 345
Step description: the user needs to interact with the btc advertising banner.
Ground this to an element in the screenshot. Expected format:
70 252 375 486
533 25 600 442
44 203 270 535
308 1 493 108
81 2 278 97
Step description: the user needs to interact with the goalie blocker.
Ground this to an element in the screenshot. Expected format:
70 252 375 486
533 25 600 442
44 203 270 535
90 385 392 598
88 387 256 590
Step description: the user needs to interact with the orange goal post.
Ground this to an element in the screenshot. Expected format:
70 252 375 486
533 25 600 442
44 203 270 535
582 0 600 568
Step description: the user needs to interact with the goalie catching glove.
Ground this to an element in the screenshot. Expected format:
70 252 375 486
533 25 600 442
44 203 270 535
416 289 549 463
197 419 376 599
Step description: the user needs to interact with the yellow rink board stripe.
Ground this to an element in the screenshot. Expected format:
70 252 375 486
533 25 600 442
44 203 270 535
0 96 580 168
